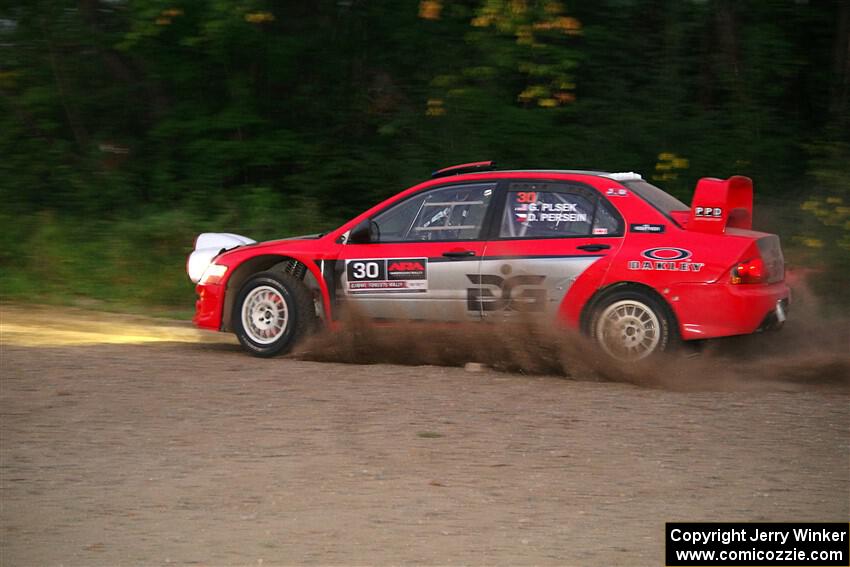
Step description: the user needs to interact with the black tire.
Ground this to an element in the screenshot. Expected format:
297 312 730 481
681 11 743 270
589 289 678 362
232 271 316 357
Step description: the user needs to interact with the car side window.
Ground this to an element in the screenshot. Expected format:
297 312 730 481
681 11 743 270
500 185 594 238
372 183 495 242
591 200 622 236
500 182 623 238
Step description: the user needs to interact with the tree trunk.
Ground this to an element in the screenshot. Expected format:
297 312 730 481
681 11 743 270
829 0 850 131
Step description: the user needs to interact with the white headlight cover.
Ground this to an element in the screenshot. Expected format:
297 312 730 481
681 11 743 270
187 248 219 283
199 263 228 285
186 232 255 283
195 232 255 250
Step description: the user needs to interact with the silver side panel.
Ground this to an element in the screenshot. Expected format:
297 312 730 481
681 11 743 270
339 257 479 321
339 256 597 322
476 257 598 321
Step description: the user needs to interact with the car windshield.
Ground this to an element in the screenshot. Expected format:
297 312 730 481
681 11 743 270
624 180 689 217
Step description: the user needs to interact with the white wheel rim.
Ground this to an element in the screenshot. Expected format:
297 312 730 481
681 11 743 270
241 286 289 345
596 299 661 361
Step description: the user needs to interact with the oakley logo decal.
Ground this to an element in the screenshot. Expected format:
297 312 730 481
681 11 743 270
642 247 692 261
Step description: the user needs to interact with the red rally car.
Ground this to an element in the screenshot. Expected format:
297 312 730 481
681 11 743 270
187 161 789 362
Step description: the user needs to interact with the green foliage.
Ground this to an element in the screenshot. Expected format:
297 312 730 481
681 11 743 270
0 200 331 309
795 141 850 309
0 0 848 312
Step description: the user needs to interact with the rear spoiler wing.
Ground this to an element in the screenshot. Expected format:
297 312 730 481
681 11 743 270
682 175 753 234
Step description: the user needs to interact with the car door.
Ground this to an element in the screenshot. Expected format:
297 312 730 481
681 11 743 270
477 180 625 320
337 182 497 321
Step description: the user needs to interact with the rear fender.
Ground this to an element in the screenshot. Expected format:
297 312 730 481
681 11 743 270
577 281 679 336
556 254 616 328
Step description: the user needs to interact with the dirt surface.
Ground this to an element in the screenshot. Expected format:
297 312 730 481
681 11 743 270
1 304 848 566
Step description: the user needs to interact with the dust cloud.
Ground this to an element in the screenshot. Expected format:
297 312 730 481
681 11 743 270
296 289 849 392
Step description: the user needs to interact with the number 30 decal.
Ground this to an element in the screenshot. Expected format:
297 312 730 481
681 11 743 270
351 261 380 280
344 258 429 294
347 260 384 281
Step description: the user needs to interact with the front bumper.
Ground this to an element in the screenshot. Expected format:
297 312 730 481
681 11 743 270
666 281 791 341
193 283 225 331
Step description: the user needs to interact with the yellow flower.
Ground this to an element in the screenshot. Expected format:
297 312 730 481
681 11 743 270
517 85 548 102
419 1 442 20
544 1 565 14
245 12 275 24
554 92 575 104
0 70 19 88
555 16 582 35
515 25 534 45
426 99 445 116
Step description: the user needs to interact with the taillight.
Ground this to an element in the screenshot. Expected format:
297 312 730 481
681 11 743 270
731 257 764 284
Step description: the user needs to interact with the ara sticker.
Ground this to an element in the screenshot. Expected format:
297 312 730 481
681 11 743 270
630 223 666 233
346 258 428 293
592 227 609 235
628 247 704 272
606 188 628 197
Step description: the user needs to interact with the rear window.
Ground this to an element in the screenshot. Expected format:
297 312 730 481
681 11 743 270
624 181 689 216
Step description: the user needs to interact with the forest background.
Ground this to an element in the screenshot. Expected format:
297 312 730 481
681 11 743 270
1 0 848 315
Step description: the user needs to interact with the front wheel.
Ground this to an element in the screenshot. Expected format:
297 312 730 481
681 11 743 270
590 290 677 362
233 271 315 357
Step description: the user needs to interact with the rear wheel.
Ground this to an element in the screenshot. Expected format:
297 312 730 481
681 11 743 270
233 271 315 357
590 290 676 362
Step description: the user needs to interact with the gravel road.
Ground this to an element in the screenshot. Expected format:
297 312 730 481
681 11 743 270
1 305 848 566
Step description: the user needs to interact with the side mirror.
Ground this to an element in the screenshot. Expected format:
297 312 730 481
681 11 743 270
348 219 377 244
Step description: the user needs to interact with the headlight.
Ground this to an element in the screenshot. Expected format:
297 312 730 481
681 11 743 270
199 263 228 285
